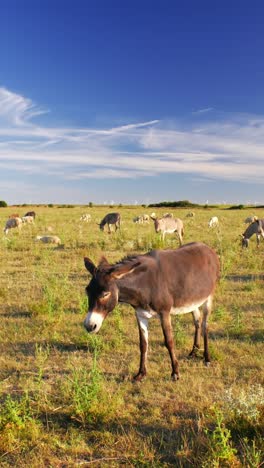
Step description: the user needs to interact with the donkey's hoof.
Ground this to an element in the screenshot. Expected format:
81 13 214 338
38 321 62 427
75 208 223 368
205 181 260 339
204 361 211 367
171 373 180 381
133 372 146 382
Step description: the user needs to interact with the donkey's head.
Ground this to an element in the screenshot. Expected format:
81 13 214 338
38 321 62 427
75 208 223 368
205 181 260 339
83 256 139 333
150 215 161 233
240 234 249 248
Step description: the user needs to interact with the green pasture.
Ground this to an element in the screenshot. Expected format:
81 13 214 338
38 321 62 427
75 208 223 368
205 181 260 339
0 205 263 466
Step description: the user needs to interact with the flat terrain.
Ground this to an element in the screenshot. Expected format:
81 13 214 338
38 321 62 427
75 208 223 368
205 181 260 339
0 206 263 467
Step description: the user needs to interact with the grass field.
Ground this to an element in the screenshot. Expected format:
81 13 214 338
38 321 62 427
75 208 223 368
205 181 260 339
0 205 263 467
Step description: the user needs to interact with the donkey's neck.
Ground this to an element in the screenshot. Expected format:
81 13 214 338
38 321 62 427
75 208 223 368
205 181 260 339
117 276 150 309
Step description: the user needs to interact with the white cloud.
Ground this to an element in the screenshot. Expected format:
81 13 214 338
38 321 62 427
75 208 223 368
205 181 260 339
1 86 264 190
0 87 47 125
192 107 213 114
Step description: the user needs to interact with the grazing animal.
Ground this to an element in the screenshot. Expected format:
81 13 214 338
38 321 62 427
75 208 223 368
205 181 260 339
83 242 220 381
9 213 20 219
35 235 61 245
99 212 121 233
151 216 184 243
244 216 258 224
163 212 173 218
241 219 264 248
3 217 22 235
142 214 150 223
24 211 36 219
133 214 150 224
208 216 219 228
80 213 91 222
186 212 195 218
21 215 34 224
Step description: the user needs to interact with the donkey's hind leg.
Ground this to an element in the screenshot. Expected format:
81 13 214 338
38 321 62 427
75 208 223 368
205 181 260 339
202 295 213 366
189 308 201 357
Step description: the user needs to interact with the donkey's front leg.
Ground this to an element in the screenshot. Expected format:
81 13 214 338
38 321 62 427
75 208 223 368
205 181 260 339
160 312 179 380
134 309 150 381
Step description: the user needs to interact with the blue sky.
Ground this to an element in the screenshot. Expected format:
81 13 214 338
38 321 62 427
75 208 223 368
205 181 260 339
1 0 264 205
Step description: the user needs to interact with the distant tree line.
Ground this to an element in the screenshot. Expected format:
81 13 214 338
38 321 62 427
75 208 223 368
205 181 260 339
148 200 200 208
227 204 264 210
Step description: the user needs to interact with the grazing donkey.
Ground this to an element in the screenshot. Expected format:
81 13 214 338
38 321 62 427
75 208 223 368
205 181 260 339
99 212 121 233
3 217 22 235
83 242 220 381
151 215 184 244
241 219 264 248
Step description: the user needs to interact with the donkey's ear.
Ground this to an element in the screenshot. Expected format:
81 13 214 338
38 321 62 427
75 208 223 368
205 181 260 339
109 261 141 279
98 256 110 269
84 257 97 276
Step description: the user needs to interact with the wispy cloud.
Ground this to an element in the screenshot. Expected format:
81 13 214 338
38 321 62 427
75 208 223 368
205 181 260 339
1 86 264 190
192 107 213 114
0 87 48 126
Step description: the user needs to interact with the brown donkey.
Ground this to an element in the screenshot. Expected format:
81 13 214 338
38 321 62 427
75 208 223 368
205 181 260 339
83 242 220 381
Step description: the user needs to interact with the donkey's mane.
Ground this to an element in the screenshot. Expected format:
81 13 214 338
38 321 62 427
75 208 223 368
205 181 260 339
113 249 159 269
115 254 143 267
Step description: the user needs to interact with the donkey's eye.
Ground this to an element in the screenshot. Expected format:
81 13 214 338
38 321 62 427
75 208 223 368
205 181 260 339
100 291 111 300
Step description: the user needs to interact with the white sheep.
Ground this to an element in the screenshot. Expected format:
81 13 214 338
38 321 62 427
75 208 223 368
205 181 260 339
35 235 61 245
244 216 258 224
208 216 219 228
21 215 35 224
133 214 150 224
80 214 91 222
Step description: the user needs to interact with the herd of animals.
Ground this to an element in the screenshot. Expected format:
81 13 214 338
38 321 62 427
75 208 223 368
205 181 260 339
2 210 264 248
1 208 264 380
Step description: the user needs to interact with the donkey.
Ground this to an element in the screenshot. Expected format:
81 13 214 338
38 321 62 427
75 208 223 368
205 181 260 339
83 242 220 381
241 219 264 248
3 217 23 235
151 215 184 244
99 212 121 233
